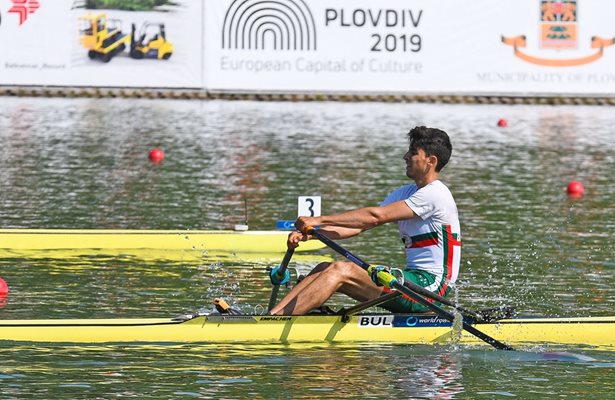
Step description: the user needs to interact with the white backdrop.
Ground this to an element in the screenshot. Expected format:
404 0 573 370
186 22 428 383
1 0 614 95
0 0 202 87
204 0 615 95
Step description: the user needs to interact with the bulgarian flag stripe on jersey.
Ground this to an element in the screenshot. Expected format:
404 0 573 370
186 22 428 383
392 225 461 304
407 231 439 248
437 224 461 297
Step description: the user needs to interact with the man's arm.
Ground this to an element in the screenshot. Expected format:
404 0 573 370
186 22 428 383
295 200 416 233
287 225 362 248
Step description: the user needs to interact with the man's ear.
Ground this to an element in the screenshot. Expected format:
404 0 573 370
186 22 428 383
427 154 438 169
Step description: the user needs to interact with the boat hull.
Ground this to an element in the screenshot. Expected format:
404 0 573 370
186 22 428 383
0 314 612 349
0 229 324 253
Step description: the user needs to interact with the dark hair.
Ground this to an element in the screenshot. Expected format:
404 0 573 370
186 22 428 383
407 126 452 172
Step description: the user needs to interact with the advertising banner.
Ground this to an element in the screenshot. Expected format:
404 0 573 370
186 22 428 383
1 1 614 95
203 0 615 95
0 0 202 87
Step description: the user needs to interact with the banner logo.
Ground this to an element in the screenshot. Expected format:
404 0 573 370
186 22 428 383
540 0 577 49
222 0 317 51
8 0 40 25
502 0 615 67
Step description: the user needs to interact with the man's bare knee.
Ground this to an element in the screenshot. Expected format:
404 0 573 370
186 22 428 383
324 261 358 279
310 262 331 274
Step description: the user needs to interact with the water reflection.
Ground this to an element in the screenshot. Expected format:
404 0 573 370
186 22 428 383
4 342 611 398
0 343 467 398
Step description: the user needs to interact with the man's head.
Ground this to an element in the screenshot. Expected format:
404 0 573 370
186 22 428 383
407 126 452 172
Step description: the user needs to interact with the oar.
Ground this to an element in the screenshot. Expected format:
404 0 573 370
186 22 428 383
267 247 295 312
306 227 514 351
303 228 482 319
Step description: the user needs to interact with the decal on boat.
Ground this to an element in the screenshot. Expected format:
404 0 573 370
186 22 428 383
357 315 395 327
259 316 293 322
393 315 452 327
358 315 452 328
206 315 257 323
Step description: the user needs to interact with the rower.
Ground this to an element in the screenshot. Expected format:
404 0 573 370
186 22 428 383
269 126 461 316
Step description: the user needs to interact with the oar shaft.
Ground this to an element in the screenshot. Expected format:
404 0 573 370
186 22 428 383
267 247 295 311
307 228 514 351
309 229 482 319
396 276 482 320
389 281 514 351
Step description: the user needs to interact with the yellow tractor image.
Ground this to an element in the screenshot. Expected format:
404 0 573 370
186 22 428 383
78 14 173 62
130 22 173 60
78 13 130 63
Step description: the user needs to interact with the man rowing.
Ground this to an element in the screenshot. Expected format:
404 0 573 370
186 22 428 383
270 126 461 315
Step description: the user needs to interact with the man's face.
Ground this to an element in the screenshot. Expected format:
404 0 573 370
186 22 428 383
403 146 429 180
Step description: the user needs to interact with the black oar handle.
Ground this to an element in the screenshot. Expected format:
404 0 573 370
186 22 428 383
267 247 295 312
275 248 295 280
307 228 514 351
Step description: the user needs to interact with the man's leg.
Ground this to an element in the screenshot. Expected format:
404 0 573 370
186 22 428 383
269 260 383 315
268 261 330 314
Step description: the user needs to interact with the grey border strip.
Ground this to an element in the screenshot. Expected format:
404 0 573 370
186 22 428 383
1 86 614 105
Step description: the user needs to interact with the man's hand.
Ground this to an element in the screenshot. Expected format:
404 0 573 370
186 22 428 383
294 216 320 234
287 230 310 249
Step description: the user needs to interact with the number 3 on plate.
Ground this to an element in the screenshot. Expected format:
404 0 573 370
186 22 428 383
298 196 321 217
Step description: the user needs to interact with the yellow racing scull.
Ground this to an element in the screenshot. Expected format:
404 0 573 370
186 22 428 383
0 313 612 349
0 229 324 253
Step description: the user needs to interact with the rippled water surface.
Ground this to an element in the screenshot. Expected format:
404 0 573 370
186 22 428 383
0 97 613 398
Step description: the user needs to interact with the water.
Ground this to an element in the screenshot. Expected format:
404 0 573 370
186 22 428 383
0 97 614 398
0 343 613 398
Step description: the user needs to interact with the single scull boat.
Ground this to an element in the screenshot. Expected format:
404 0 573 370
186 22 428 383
0 313 612 349
0 229 324 253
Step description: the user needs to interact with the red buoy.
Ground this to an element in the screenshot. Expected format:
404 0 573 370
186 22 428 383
149 148 164 164
497 118 508 127
0 277 8 295
566 180 585 199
